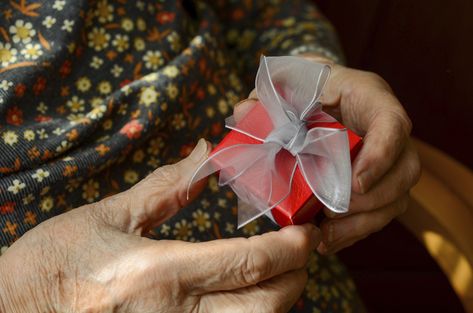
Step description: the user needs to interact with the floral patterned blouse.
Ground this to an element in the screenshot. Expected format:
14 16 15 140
0 0 364 311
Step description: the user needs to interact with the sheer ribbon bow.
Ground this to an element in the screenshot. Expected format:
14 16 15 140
188 56 352 228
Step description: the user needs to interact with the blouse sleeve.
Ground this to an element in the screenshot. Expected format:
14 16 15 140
206 0 344 79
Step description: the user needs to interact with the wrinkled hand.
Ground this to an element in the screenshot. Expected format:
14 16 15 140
240 54 420 255
0 139 321 313
303 54 421 254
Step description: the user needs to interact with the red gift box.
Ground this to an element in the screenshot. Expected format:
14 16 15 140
211 101 363 227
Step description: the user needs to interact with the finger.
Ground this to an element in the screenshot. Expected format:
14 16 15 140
94 138 211 234
348 141 420 214
199 269 307 313
317 194 409 255
350 88 412 194
326 141 420 217
184 224 320 293
233 98 258 123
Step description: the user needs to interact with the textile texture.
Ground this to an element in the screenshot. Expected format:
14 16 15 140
0 1 363 311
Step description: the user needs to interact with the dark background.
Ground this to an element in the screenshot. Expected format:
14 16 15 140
314 0 472 312
317 0 472 169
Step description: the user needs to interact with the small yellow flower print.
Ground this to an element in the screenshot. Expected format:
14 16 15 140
192 209 211 232
56 140 72 153
7 179 25 194
2 131 18 145
87 27 110 51
61 20 75 33
167 32 181 51
95 0 114 23
217 198 227 208
67 96 85 112
102 119 113 130
82 179 100 202
124 170 139 184
139 86 159 107
226 91 240 106
147 137 164 155
32 169 50 183
37 102 48 114
163 65 179 78
134 38 146 51
40 196 54 212
166 84 178 100
9 19 36 44
90 56 104 69
0 43 18 67
42 16 56 28
121 18 134 32
143 51 164 70
225 222 235 234
67 113 86 125
133 150 145 163
87 105 107 119
98 81 112 94
53 0 66 11
76 77 92 92
21 44 43 60
136 18 146 31
242 220 260 236
160 223 170 236
111 64 123 77
173 219 192 240
112 34 129 52
90 97 103 108
206 106 215 118
22 194 35 205
0 80 13 91
171 113 185 130
208 176 218 192
218 98 228 115
207 84 217 95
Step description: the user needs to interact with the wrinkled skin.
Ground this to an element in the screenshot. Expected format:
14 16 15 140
0 55 421 312
0 139 321 313
242 54 421 255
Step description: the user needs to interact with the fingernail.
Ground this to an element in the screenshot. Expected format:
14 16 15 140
357 173 367 194
317 242 328 255
190 138 209 160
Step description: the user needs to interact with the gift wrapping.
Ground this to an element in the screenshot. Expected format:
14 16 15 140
188 56 362 228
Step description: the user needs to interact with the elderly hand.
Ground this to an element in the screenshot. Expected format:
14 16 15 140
302 54 421 254
0 139 320 313
241 54 420 255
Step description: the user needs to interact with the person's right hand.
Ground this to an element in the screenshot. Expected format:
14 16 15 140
0 138 320 313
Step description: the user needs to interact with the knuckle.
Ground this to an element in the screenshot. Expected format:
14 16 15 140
285 228 312 265
150 164 181 186
238 242 271 285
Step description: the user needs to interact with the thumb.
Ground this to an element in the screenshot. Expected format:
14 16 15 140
95 138 211 234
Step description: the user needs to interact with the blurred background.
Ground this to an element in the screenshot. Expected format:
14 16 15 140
314 0 473 312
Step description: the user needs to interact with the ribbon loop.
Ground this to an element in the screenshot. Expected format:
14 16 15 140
264 120 307 156
187 56 352 228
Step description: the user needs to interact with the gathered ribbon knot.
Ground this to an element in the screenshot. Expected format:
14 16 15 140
188 56 352 228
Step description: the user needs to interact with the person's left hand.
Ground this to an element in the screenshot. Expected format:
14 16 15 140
235 54 421 255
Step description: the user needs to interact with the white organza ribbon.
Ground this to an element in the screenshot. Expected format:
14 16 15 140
188 56 352 228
